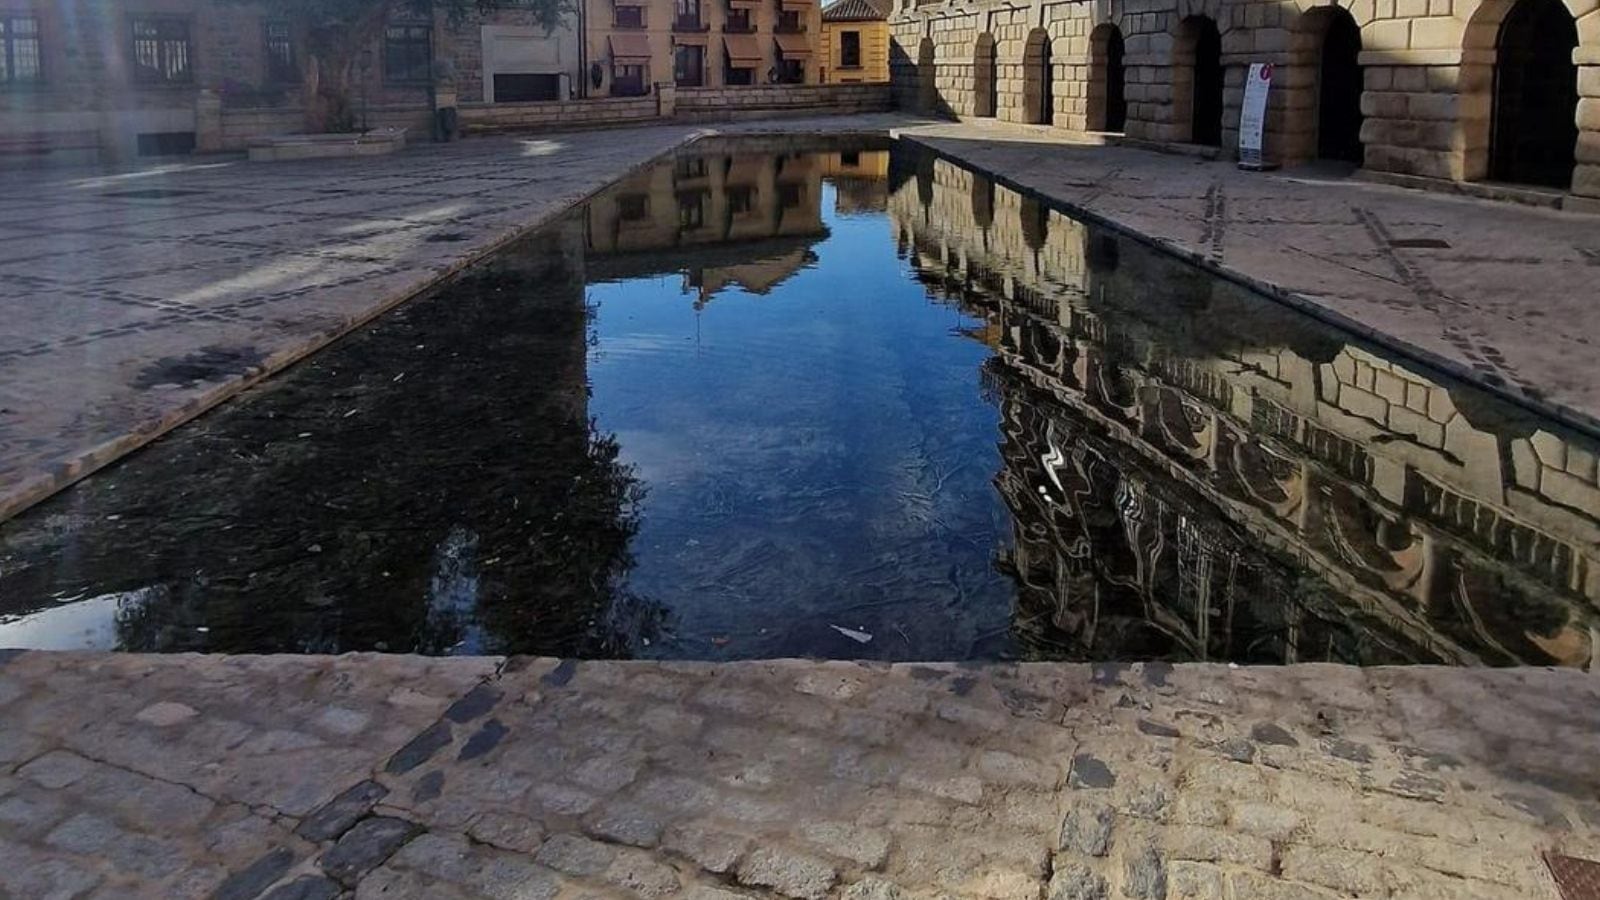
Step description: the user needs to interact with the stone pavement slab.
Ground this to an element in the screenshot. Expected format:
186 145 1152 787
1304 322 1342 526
1 651 1597 898
899 122 1600 435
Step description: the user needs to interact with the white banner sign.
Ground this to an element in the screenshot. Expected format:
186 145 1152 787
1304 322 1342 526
1238 62 1273 170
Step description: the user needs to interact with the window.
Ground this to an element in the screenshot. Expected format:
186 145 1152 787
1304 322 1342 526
777 9 802 32
778 182 803 209
725 65 753 85
839 30 861 68
384 24 432 84
725 7 752 31
674 44 704 86
677 191 706 230
614 5 644 28
841 151 860 167
617 193 649 221
494 73 560 101
1 15 42 85
675 156 709 179
612 63 647 96
263 21 297 83
674 0 702 29
132 18 192 84
777 57 803 83
727 186 754 214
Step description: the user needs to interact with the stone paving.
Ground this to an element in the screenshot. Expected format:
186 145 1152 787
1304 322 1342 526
7 115 1600 524
900 123 1600 434
1 651 1598 899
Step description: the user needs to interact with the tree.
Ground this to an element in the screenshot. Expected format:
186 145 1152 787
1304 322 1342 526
229 0 575 133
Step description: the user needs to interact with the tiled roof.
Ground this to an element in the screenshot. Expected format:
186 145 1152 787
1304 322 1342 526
822 0 891 22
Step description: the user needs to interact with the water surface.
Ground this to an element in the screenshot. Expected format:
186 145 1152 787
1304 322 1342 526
2 138 1596 666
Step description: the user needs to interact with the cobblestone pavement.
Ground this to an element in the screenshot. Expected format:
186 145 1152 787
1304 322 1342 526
0 114 915 523
2 651 1597 899
899 123 1600 435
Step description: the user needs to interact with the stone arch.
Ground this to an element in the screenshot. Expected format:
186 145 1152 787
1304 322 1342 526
1023 28 1054 126
1088 24 1128 133
1173 16 1224 146
1286 5 1366 165
917 36 938 114
1460 0 1579 187
975 33 999 118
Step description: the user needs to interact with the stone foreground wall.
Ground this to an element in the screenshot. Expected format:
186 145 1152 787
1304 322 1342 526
888 0 1600 202
1 651 1597 898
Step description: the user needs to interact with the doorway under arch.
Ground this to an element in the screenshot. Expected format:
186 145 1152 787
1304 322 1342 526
1023 29 1053 126
1173 16 1223 146
1307 6 1364 163
974 33 998 118
1489 0 1578 187
1089 24 1127 132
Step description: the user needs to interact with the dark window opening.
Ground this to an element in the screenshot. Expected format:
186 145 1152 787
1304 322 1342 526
617 193 649 220
1187 18 1223 146
1104 29 1126 132
614 6 645 27
728 185 754 214
675 44 704 86
136 131 196 156
263 21 298 84
678 192 707 230
1 16 43 85
840 30 861 68
384 24 432 84
778 182 803 209
676 156 710 179
675 0 703 29
777 9 802 32
726 7 753 31
777 58 803 83
612 63 648 96
726 65 754 85
841 151 860 167
132 18 192 84
495 73 561 102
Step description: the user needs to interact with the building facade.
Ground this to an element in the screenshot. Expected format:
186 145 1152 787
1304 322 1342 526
889 0 1600 205
819 0 892 83
585 0 823 96
0 1 583 161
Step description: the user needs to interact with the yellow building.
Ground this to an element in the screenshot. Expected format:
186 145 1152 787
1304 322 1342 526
588 0 822 96
818 0 890 84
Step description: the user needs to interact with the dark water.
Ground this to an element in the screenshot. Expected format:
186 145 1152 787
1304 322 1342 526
2 137 1597 666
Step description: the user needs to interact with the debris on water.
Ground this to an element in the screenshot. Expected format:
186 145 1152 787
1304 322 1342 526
195 627 210 633
307 544 323 554
343 409 359 418
830 624 873 644
393 372 406 382
298 432 311 438
711 636 731 647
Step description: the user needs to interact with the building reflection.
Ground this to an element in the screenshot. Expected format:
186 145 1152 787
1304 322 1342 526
890 148 1600 667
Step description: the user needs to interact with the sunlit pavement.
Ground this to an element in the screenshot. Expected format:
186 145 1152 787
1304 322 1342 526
1 652 1596 898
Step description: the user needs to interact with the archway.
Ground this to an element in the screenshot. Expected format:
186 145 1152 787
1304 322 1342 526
1173 16 1223 146
1317 8 1364 162
1089 24 1127 132
1023 28 1053 126
1490 0 1578 187
974 33 998 118
917 37 938 113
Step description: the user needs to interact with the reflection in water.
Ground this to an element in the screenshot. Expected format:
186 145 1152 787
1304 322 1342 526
1 138 1596 665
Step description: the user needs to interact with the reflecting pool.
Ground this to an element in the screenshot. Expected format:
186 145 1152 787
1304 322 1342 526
2 137 1597 665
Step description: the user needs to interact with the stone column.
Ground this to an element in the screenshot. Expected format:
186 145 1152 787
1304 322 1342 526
1571 54 1600 207
657 81 678 117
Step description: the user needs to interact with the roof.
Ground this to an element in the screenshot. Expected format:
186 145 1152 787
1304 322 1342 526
822 0 891 22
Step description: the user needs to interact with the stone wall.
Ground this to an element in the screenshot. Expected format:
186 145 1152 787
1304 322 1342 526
460 96 664 133
675 83 894 116
890 0 1600 202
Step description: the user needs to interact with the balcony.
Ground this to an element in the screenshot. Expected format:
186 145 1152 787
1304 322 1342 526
673 15 710 31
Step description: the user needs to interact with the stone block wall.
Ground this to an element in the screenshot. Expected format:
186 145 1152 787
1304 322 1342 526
890 0 1600 202
459 96 662 133
675 82 893 115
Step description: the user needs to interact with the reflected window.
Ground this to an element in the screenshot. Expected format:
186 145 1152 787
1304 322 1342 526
384 23 432 84
132 18 192 84
263 21 298 84
728 185 754 214
2 15 43 85
675 156 709 179
778 182 802 209
678 193 707 230
841 151 859 168
617 193 649 221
